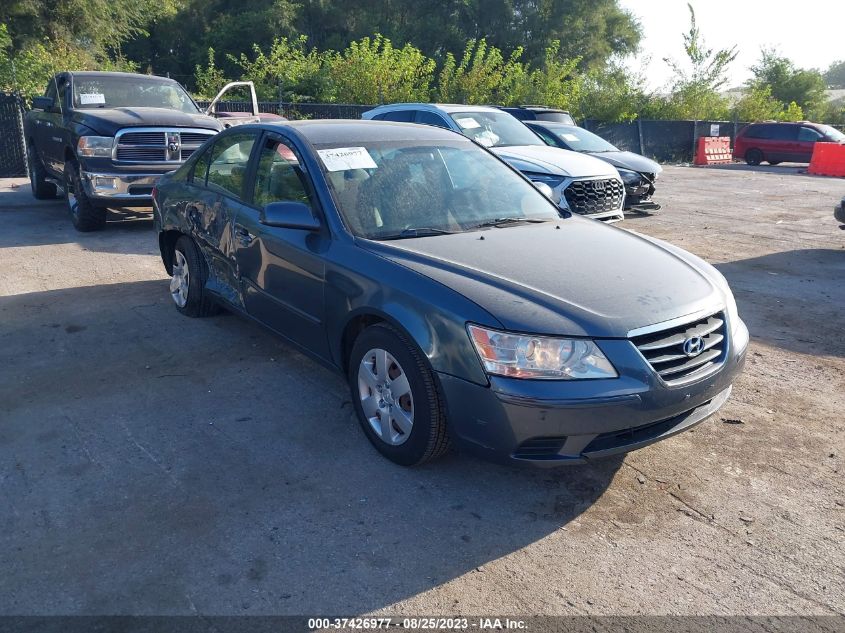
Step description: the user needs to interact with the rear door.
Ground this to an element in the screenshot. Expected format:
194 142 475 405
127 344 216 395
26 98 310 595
188 130 259 305
234 132 329 358
769 124 799 162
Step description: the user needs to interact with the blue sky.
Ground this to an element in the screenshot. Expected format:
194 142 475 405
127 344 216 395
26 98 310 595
619 0 845 90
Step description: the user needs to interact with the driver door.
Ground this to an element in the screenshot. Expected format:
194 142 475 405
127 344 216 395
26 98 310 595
234 132 330 359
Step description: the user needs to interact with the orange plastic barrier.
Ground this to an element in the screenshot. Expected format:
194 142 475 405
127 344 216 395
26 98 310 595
694 136 733 166
807 142 845 177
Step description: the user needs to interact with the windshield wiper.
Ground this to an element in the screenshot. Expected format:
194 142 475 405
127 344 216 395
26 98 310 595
377 227 458 240
467 217 551 230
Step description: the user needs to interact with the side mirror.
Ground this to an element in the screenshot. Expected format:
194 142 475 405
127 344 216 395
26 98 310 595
32 96 54 111
261 201 320 231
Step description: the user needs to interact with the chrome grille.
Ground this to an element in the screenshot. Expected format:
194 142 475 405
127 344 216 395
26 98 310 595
632 312 727 383
564 178 625 216
114 127 216 163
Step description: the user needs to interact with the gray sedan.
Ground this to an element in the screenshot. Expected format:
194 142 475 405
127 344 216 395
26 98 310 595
153 120 748 467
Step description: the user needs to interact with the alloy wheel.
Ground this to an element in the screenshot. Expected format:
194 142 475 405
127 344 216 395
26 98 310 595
357 347 414 445
170 250 190 308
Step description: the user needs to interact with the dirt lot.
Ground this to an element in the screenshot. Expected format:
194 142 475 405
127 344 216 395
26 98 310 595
0 165 843 617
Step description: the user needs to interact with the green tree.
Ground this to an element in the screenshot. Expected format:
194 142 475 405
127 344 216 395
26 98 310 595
576 62 650 122
660 3 736 120
731 85 805 122
437 39 524 104
748 50 827 119
825 60 845 88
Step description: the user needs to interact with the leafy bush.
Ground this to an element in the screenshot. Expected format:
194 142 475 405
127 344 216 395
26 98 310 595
231 36 329 102
325 35 434 104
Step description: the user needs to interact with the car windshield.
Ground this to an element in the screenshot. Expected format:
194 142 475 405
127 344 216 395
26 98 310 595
819 125 845 142
72 76 199 113
539 124 618 152
315 138 562 240
448 111 545 148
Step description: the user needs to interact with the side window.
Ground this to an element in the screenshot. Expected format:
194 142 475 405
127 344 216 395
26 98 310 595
253 136 312 209
190 144 213 184
381 110 414 123
57 80 68 111
415 110 450 128
798 127 823 142
206 132 256 198
533 128 559 146
772 125 798 141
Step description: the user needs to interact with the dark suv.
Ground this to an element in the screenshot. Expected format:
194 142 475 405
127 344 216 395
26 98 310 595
499 106 576 125
734 122 845 166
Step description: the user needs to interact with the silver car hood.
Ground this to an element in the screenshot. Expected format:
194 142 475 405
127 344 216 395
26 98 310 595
369 218 727 338
492 145 620 179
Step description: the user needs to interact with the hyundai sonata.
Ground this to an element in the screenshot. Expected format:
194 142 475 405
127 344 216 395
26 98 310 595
153 121 748 467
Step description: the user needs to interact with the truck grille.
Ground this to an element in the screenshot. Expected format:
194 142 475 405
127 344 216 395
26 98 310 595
114 128 216 163
631 312 727 383
564 178 625 216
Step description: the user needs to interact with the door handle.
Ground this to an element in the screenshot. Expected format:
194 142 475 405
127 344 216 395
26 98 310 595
234 225 255 245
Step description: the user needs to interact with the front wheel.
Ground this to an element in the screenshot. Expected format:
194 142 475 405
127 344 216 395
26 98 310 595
349 323 450 466
64 161 106 232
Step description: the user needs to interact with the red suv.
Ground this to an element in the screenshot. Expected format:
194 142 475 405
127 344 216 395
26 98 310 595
734 122 845 165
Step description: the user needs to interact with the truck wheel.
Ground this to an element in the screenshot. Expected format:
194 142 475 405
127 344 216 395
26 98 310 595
171 235 219 317
27 145 57 200
64 161 107 232
348 323 450 466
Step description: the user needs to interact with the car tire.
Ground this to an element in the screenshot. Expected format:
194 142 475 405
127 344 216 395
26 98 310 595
27 145 57 200
745 149 764 166
349 323 450 466
171 235 220 317
64 161 107 232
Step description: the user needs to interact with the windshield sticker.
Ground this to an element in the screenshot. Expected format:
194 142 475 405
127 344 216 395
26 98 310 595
561 133 579 142
454 117 481 129
317 147 377 172
79 93 106 105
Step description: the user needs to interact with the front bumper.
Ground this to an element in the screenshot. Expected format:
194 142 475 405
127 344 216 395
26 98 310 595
439 318 748 466
80 171 164 204
623 176 660 212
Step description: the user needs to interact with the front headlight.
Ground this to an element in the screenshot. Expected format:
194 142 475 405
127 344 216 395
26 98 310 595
617 168 642 186
468 325 618 380
77 136 114 158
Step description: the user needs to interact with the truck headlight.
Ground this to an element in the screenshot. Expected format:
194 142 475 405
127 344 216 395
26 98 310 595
468 325 618 380
77 136 114 158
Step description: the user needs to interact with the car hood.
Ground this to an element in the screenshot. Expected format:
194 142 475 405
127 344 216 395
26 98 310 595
491 145 619 179
364 219 726 338
71 108 223 136
586 151 662 175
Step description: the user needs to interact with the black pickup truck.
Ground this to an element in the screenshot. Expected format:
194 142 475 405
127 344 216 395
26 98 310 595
24 71 228 231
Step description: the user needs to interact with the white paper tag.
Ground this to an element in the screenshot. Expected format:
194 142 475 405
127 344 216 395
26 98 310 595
454 117 481 129
317 147 377 172
79 93 106 105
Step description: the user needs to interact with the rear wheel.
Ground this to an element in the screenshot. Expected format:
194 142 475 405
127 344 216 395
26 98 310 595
349 323 450 466
27 145 57 200
745 149 764 166
171 235 219 317
64 161 107 232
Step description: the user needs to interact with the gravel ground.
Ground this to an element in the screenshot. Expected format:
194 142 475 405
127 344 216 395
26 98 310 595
0 165 843 617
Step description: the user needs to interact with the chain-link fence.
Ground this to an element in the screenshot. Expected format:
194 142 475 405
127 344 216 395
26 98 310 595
0 93 28 178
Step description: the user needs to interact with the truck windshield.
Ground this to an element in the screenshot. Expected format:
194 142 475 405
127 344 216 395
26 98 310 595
72 76 199 113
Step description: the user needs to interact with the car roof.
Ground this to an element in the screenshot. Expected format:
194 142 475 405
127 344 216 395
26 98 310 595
366 103 503 115
68 71 181 84
257 119 468 144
